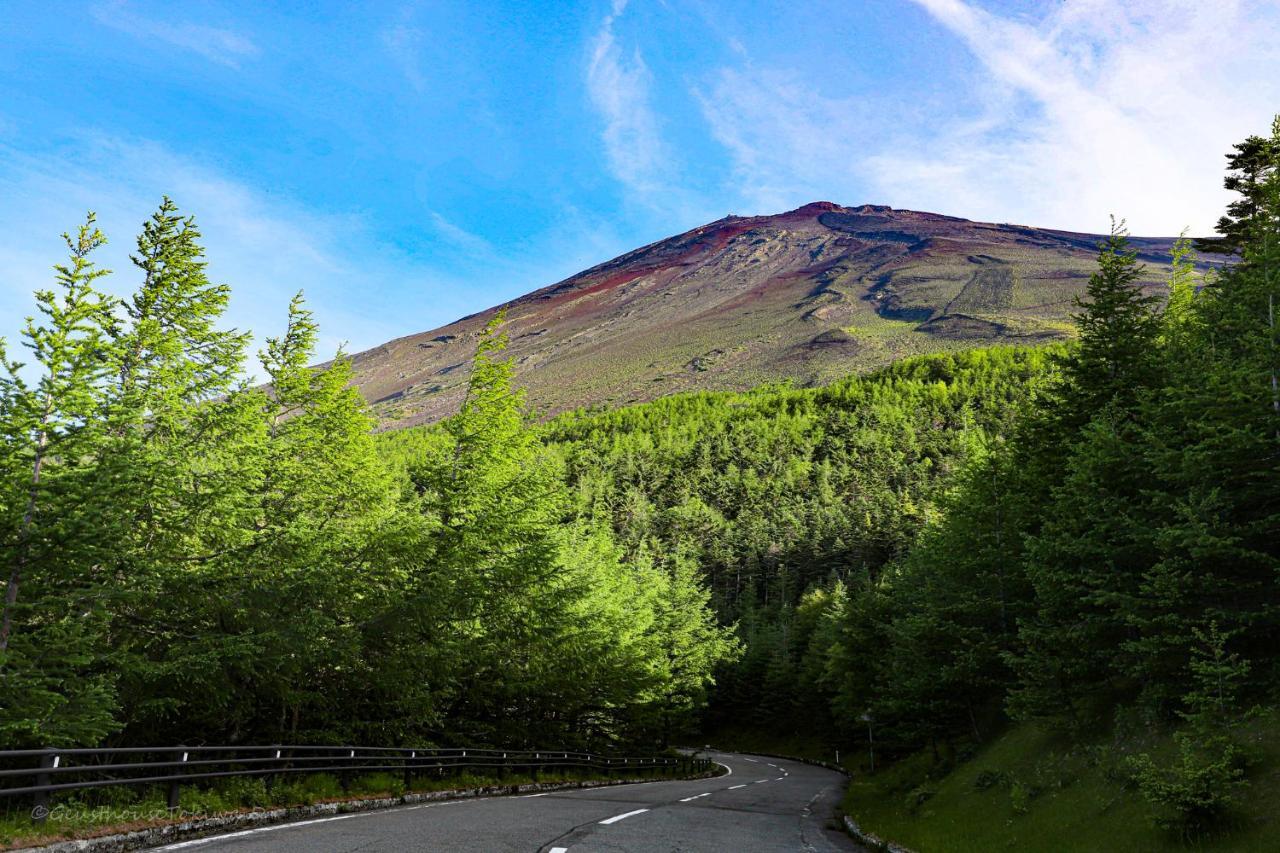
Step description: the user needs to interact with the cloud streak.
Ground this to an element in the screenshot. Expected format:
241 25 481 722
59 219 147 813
882 0 1280 233
92 1 259 69
586 0 672 198
697 66 870 214
0 134 468 371
382 19 427 92
697 0 1280 235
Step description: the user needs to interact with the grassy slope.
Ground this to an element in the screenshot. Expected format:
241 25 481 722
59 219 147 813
843 712 1280 853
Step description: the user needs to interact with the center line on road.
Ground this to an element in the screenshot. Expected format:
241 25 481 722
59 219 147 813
754 779 768 783
775 777 785 781
729 784 747 789
549 848 569 853
599 808 649 824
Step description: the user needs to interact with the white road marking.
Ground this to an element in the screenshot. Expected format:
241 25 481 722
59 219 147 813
678 793 711 802
729 784 747 789
767 764 777 768
156 773 674 849
521 792 550 798
715 761 733 776
754 779 768 784
549 848 569 853
775 777 785 781
600 808 649 824
157 814 361 849
745 758 758 763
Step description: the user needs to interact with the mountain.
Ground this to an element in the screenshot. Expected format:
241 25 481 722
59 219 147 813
349 202 1185 428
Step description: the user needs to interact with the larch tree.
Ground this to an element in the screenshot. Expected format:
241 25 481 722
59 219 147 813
0 216 121 746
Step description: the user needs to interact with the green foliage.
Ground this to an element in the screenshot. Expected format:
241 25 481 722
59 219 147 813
1128 624 1252 835
1196 124 1279 255
508 344 1056 742
833 116 1280 844
0 215 121 746
6 115 1280 853
0 202 735 751
270 773 344 806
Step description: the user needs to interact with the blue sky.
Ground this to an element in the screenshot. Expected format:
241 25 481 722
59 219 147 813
2 0 1279 359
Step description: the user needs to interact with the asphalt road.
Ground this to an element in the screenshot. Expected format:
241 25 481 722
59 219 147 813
154 752 861 852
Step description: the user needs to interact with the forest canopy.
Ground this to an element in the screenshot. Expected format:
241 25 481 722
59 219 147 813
2 115 1278 841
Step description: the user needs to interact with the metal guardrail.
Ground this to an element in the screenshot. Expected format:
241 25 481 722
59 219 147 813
0 745 707 824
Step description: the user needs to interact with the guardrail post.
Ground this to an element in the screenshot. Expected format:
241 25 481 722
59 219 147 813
32 749 57 824
339 748 354 793
404 750 415 792
266 745 281 794
169 746 187 811
531 753 539 783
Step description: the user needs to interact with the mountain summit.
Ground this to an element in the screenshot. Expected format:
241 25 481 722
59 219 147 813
351 203 1183 427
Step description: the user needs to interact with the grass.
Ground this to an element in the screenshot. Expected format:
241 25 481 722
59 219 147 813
0 765 685 850
842 711 1280 853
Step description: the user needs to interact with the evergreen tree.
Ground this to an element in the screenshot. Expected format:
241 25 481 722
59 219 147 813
645 549 741 745
1052 220 1162 431
101 199 262 737
1196 131 1278 255
0 216 121 746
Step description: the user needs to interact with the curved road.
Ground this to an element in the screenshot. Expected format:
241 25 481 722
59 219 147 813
155 752 860 852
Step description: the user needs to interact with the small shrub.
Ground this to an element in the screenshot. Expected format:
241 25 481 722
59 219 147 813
973 769 1007 791
903 785 936 813
1009 779 1035 815
271 773 344 805
1127 733 1246 837
217 776 270 808
181 776 270 813
350 772 405 798
1128 623 1252 838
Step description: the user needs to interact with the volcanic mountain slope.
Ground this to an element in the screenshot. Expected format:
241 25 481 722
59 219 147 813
351 202 1188 428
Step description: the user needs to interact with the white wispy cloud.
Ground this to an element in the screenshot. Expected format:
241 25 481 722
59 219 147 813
429 211 493 254
586 0 673 198
91 1 259 69
697 66 870 213
382 19 427 92
876 0 1280 234
0 135 468 371
697 0 1280 235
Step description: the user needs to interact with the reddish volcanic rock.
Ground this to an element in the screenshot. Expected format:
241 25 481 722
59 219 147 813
347 203 1198 429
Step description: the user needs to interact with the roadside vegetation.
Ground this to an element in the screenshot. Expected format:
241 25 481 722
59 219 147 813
842 711 1280 853
0 200 738 753
3 99 1277 849
0 763 686 850
502 118 1280 848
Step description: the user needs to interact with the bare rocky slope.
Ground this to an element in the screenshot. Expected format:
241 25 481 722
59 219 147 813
349 202 1185 428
